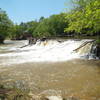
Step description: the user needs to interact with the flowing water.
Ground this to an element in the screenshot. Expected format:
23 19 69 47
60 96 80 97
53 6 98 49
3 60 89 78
0 39 100 100
0 39 96 65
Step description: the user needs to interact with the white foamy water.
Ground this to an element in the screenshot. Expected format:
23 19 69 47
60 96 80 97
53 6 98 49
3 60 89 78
47 96 62 100
0 39 93 65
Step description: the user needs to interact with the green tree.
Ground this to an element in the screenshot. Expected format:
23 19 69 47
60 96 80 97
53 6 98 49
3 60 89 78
39 16 45 22
64 0 100 37
34 13 67 37
27 21 39 36
33 18 52 37
0 8 13 43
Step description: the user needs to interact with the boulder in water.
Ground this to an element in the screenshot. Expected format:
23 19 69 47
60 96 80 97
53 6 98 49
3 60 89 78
96 43 100 58
28 37 37 45
0 35 5 44
46 96 62 100
40 37 47 41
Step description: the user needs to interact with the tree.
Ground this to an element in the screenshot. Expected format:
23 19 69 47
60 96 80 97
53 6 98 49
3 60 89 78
39 16 45 22
27 21 39 36
34 13 67 37
33 18 52 37
64 0 100 37
0 8 13 43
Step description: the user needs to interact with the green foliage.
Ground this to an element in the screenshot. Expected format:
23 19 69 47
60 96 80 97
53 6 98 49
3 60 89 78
0 0 99 42
9 13 67 39
0 8 13 43
64 0 100 36
39 16 45 22
11 21 39 40
34 18 52 37
27 21 39 35
34 13 67 37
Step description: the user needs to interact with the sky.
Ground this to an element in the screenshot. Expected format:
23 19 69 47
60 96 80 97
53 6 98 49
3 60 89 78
0 0 72 24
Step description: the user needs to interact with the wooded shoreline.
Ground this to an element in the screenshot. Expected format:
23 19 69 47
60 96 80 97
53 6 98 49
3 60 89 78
0 0 100 44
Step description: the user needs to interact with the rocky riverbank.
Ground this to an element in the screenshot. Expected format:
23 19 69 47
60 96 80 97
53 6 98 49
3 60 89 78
96 42 100 59
0 86 100 100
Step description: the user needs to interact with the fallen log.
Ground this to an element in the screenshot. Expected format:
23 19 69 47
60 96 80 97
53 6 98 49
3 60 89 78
73 40 95 52
20 44 29 48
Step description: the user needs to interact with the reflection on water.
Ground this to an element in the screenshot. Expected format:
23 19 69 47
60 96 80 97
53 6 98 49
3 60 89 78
0 40 100 99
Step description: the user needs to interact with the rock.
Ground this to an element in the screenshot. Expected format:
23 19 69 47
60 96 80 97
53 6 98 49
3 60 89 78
96 44 100 58
46 96 62 100
28 37 37 45
63 96 79 100
40 37 47 41
0 35 5 44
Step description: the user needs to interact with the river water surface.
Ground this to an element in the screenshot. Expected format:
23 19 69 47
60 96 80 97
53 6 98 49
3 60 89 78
0 40 100 100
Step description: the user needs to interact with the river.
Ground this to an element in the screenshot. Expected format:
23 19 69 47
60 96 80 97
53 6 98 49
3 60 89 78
0 40 100 100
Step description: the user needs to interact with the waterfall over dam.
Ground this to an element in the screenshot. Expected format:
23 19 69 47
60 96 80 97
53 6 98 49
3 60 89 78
0 39 97 65
0 39 100 100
